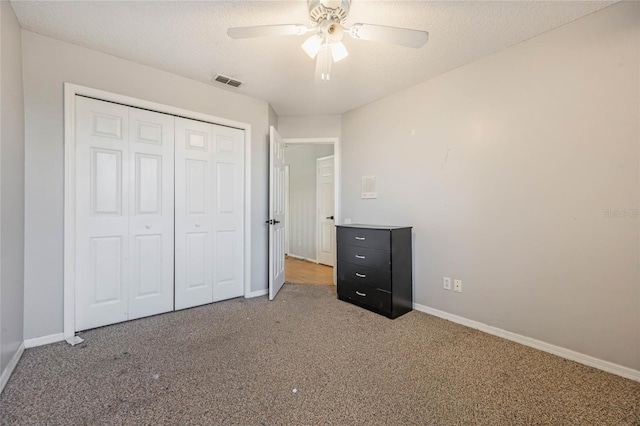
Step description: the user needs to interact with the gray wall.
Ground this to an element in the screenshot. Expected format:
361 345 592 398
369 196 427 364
285 144 334 260
22 31 271 340
1 1 25 374
341 2 640 370
278 115 341 139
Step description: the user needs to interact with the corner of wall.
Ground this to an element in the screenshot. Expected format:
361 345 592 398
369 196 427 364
0 0 26 387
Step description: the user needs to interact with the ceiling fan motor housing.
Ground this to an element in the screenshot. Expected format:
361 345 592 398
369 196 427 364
308 0 351 24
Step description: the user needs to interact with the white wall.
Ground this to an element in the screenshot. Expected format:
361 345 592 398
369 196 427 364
1 1 25 375
285 144 334 260
278 115 341 139
22 31 272 340
341 2 640 370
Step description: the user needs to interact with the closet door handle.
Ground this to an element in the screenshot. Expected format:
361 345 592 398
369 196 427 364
355 255 365 259
355 291 366 297
355 273 366 278
195 223 200 228
145 224 151 230
355 237 365 241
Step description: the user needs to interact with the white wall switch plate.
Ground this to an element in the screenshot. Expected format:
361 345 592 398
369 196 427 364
443 277 452 290
344 218 352 224
454 279 462 293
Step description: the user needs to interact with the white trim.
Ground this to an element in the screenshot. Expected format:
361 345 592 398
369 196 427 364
282 136 340 285
245 289 268 298
0 342 25 395
63 84 76 344
64 83 252 344
243 127 252 302
287 253 319 263
24 333 65 349
413 303 640 382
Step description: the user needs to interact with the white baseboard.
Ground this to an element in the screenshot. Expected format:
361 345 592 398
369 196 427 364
245 289 268 298
286 253 318 263
24 333 65 349
0 342 25 395
413 303 640 383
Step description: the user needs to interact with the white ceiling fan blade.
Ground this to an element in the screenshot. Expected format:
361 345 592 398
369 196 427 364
228 24 309 39
349 23 429 48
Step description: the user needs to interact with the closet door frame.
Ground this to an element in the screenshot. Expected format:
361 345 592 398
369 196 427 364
63 83 253 345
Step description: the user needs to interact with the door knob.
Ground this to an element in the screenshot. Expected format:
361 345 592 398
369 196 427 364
326 216 334 220
145 224 151 229
195 223 200 228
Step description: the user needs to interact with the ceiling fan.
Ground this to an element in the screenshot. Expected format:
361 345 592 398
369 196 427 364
227 0 429 81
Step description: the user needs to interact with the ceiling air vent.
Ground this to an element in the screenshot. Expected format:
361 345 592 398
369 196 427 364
213 74 243 88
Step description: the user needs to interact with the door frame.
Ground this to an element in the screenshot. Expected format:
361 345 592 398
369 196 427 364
281 137 340 284
63 83 253 345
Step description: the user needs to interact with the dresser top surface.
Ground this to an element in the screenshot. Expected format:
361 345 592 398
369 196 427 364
336 224 412 230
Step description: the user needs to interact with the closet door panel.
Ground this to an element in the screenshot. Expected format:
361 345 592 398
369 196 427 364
75 97 130 331
175 117 214 310
74 95 247 330
212 126 245 302
128 108 175 320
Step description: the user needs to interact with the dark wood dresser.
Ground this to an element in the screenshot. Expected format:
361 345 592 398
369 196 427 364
336 224 413 319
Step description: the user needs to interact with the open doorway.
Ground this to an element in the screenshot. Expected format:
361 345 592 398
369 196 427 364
283 138 339 287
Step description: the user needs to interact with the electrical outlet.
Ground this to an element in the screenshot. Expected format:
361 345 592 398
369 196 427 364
454 279 462 293
344 218 352 224
443 277 452 290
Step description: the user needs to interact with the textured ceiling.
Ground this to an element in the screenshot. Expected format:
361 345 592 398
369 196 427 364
11 0 615 116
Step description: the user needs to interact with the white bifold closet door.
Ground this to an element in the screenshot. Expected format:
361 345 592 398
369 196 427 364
174 117 245 310
75 97 175 331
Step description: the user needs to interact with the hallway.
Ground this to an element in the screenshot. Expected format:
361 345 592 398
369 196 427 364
285 256 333 286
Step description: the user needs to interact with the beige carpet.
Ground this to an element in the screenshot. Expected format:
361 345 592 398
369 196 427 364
2 284 639 425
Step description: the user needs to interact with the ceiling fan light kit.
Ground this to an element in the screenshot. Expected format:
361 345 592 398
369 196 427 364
301 34 322 58
331 41 349 62
303 18 349 80
227 0 429 82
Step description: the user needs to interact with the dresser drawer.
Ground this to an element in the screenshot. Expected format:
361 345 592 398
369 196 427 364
337 227 390 250
337 244 390 270
338 281 391 314
337 261 391 291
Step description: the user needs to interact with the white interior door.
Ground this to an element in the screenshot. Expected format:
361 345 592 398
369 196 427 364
75 97 130 331
316 155 335 266
127 108 175 320
211 124 245 302
175 117 214 310
269 126 286 300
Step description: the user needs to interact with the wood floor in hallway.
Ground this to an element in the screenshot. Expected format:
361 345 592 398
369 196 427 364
285 256 333 286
